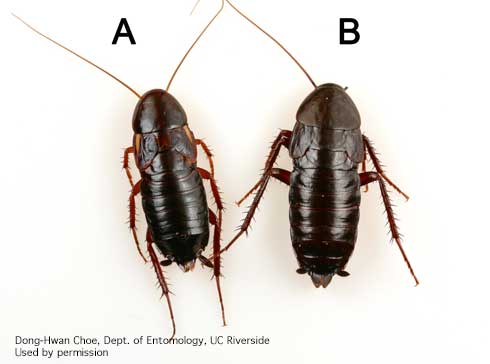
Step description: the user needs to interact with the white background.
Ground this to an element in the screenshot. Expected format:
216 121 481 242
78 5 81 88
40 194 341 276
1 0 489 363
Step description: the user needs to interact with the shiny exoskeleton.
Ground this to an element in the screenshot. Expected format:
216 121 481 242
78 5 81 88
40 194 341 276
289 84 364 287
221 83 418 287
124 91 226 336
13 1 227 339
220 1 418 288
131 90 211 270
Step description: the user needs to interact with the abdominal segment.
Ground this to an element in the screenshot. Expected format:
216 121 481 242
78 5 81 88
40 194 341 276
289 167 360 274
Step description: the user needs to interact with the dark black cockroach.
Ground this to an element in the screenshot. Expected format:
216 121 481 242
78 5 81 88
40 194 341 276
220 1 419 288
14 1 227 337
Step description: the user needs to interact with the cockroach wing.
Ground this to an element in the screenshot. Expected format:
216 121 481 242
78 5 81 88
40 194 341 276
289 122 314 159
170 126 197 163
315 129 347 150
344 129 364 164
135 133 159 170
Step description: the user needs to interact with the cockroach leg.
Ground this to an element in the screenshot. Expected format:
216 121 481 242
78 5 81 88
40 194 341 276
208 209 226 326
235 132 292 206
359 172 378 186
123 146 135 188
197 167 224 211
146 230 176 339
196 139 215 177
361 142 368 192
196 166 226 325
362 135 409 201
359 172 419 286
129 180 147 263
220 130 292 255
271 168 291 186
235 179 260 207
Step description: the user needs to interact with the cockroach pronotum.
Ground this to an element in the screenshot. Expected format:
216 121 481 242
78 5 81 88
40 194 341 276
13 0 227 337
219 0 419 288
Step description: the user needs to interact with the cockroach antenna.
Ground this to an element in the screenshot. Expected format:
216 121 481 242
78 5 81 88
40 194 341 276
190 0 202 15
166 0 225 90
14 4 230 336
11 13 142 98
224 0 317 88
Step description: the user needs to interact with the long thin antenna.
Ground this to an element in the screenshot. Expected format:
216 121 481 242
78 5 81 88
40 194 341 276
225 0 316 88
12 13 141 98
166 0 224 91
190 0 202 15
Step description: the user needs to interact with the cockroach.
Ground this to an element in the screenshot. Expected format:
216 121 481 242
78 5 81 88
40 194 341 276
219 0 419 288
13 0 227 337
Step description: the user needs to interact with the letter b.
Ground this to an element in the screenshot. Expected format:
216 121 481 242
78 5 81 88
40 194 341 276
340 18 360 45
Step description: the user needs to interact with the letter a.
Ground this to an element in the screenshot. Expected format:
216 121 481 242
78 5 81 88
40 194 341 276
112 18 136 45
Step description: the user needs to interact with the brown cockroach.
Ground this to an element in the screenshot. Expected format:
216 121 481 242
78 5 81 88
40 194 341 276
219 0 419 288
13 0 227 338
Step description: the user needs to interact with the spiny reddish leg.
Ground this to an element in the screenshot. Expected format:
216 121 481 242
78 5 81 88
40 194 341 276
197 167 224 211
146 229 176 339
271 168 291 186
236 179 260 206
359 171 419 286
361 142 368 192
123 146 135 188
221 130 292 254
208 209 226 326
360 172 378 186
362 135 409 201
235 167 291 206
197 167 226 325
196 139 215 177
129 180 147 263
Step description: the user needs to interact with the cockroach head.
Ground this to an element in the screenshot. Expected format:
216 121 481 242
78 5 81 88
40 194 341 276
132 89 187 133
296 83 361 130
